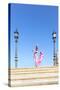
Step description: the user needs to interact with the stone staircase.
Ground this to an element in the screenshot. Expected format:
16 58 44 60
9 66 58 87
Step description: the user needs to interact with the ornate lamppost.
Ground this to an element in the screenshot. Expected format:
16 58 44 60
52 32 57 66
14 29 19 68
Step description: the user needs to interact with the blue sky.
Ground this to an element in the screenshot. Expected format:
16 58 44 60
9 4 58 68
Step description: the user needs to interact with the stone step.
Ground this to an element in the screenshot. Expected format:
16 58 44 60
11 78 58 87
10 66 58 72
9 66 58 87
10 73 58 79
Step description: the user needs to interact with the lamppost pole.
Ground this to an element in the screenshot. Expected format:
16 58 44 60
14 29 19 68
52 32 56 66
